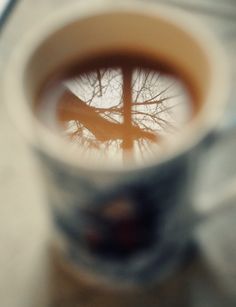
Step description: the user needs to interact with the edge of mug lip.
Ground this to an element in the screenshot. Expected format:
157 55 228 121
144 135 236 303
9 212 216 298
3 0 230 174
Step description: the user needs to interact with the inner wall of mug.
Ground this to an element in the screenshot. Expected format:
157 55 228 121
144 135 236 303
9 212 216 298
25 12 210 108
21 10 220 169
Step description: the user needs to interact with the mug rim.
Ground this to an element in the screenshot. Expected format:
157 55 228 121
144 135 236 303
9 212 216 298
3 0 229 174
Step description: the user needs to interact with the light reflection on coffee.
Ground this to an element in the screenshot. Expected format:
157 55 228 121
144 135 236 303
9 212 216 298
37 53 194 165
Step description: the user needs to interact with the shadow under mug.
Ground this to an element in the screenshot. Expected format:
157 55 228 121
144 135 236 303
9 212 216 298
4 1 230 287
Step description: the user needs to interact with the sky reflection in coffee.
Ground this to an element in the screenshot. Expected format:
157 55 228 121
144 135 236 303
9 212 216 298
38 57 193 166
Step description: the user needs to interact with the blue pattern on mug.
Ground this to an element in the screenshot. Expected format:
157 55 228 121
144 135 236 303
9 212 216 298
37 148 196 285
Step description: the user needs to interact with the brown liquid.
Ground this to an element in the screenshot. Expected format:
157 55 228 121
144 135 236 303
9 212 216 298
37 52 197 165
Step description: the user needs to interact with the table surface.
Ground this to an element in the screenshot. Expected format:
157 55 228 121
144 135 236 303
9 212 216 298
1 1 236 306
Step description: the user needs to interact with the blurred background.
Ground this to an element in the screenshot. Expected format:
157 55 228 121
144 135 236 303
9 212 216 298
1 0 236 306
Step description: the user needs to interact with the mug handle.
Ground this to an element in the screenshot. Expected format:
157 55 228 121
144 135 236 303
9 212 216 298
194 119 236 222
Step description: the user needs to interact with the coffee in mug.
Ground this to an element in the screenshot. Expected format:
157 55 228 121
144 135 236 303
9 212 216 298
36 51 197 166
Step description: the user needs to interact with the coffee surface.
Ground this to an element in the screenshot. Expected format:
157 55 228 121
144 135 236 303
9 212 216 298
37 53 195 165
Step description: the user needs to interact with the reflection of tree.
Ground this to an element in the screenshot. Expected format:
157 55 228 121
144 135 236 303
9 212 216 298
58 89 157 141
57 66 189 162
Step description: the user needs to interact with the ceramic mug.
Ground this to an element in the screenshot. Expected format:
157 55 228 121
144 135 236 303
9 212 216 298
4 0 230 287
